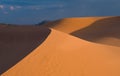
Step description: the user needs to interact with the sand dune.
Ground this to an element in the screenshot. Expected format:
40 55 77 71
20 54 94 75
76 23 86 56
2 29 120 76
45 16 120 47
44 16 110 33
0 26 51 74
1 16 120 76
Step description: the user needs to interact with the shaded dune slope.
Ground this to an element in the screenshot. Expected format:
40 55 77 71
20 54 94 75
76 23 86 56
2 29 120 76
71 17 120 47
45 16 120 47
0 26 51 74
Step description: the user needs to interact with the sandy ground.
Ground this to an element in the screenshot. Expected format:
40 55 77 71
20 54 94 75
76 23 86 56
1 16 120 76
0 26 51 74
2 29 120 76
44 16 110 33
45 16 120 47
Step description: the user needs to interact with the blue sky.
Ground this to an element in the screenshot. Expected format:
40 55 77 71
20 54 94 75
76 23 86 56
0 0 120 24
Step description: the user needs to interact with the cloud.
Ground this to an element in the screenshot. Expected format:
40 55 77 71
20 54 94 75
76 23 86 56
10 6 14 10
27 4 65 10
0 5 4 9
0 4 23 12
0 3 65 11
0 0 66 11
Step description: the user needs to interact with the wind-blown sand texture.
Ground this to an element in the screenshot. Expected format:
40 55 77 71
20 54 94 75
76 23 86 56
1 16 120 76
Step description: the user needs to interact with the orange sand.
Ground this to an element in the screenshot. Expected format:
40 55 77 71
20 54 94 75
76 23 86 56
45 16 111 33
45 16 120 47
2 29 120 76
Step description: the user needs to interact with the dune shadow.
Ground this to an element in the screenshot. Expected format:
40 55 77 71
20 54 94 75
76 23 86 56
0 26 51 74
71 16 120 47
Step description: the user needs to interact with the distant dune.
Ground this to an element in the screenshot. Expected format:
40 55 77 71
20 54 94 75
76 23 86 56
44 16 110 33
2 29 120 76
1 16 120 76
44 16 120 47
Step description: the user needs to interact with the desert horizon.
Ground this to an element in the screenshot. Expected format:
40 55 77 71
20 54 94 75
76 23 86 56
0 16 120 76
1 0 120 75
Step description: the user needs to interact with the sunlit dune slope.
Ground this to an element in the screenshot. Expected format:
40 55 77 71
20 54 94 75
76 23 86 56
44 16 110 33
45 16 120 47
2 29 120 76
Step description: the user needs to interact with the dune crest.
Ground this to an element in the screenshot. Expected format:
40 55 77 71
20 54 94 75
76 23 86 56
2 29 120 76
45 16 111 33
0 26 51 74
45 16 120 47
